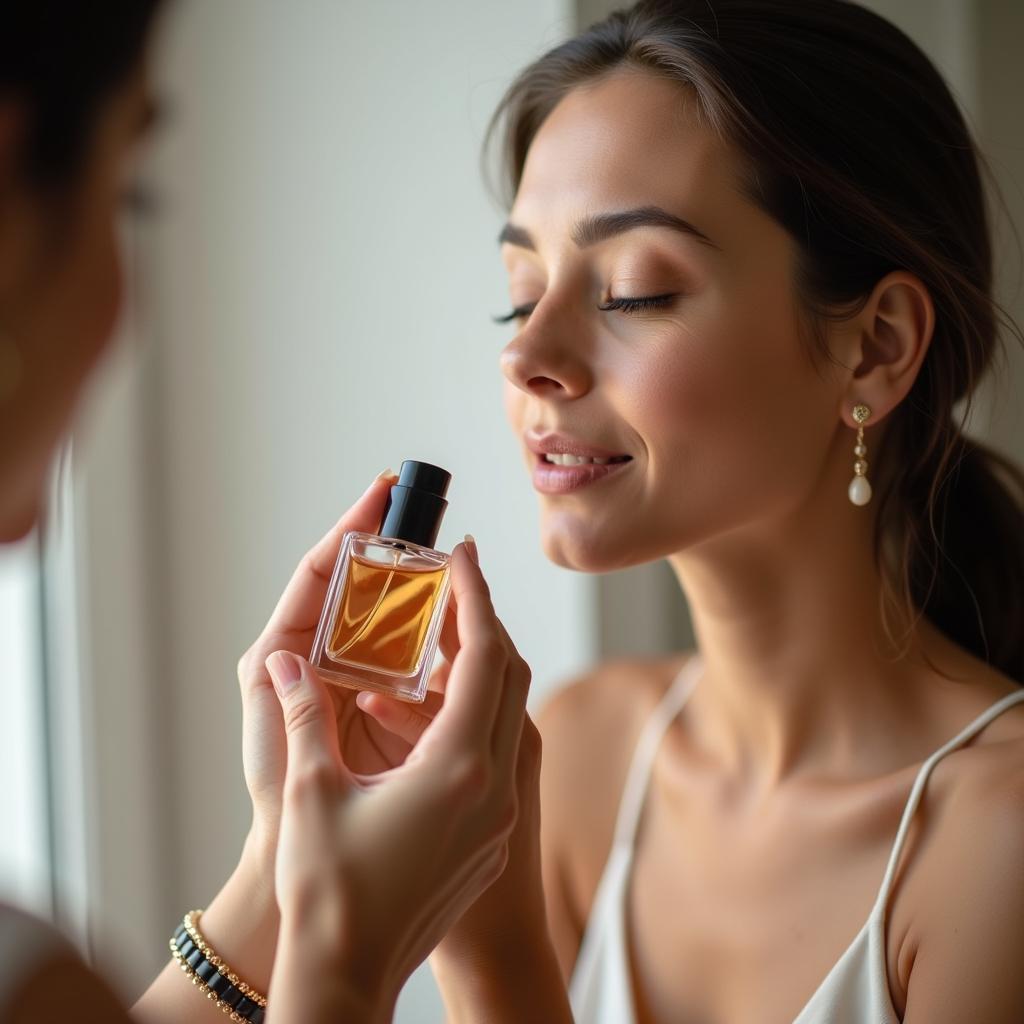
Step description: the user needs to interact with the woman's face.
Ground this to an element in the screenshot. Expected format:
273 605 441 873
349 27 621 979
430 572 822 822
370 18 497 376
499 70 846 572
0 67 154 541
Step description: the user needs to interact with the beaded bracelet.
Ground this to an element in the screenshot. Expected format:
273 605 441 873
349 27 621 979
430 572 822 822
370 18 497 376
169 909 267 1024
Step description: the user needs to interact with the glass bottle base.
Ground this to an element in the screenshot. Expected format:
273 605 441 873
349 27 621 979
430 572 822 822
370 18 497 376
314 660 434 703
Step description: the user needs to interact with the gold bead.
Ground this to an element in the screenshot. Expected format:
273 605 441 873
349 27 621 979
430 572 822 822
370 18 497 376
854 444 867 456
170 909 268 1013
854 459 868 475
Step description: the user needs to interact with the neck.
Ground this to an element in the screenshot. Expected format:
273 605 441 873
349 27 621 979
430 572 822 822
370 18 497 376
669 486 965 800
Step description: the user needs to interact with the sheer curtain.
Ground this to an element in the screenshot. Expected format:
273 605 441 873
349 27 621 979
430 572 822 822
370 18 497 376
0 535 50 918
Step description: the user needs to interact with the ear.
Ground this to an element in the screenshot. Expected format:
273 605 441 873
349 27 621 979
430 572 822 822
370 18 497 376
838 270 935 429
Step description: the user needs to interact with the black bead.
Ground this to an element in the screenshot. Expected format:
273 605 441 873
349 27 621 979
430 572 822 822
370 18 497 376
220 984 243 1009
208 972 230 996
186 948 203 971
177 937 195 960
196 958 217 982
173 924 188 945
235 996 257 1016
248 1007 265 1024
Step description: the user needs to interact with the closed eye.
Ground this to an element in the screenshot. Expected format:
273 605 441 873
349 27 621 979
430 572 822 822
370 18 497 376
598 293 677 313
492 293 677 324
120 181 163 219
492 301 538 325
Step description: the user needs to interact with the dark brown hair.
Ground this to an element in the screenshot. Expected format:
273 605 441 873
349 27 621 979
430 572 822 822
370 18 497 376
2 1 165 187
486 0 1024 684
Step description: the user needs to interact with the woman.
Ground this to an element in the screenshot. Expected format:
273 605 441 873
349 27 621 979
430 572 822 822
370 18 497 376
423 1 1024 1021
0 5 536 1023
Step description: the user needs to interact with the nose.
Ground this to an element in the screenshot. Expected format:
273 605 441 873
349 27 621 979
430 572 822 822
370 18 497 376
499 304 593 401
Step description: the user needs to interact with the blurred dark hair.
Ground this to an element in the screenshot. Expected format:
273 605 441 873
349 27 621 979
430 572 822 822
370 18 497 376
2 1 165 187
487 0 1024 683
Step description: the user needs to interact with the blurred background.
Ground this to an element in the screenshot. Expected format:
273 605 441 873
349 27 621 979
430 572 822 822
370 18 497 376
0 0 1020 1020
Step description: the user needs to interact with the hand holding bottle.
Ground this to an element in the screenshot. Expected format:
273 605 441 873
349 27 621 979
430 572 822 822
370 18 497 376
265 539 532 1023
358 622 571 1023
155 471 423 1011
235 470 413 855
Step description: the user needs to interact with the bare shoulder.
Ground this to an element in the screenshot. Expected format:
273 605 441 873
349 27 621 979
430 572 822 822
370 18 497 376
902 722 1024 1021
537 651 693 809
894 677 1024 1000
537 652 689 756
935 702 1024 841
536 651 695 917
910 668 1024 879
927 673 1024 806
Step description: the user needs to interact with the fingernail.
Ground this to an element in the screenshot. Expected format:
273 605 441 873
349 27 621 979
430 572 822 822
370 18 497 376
267 651 302 695
374 467 397 483
464 533 479 565
355 691 373 711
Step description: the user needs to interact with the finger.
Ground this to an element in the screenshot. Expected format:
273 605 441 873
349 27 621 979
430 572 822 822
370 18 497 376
262 471 396 640
438 598 460 665
427 657 452 695
489 618 533 773
354 690 440 746
430 540 508 747
238 659 287 808
266 651 345 776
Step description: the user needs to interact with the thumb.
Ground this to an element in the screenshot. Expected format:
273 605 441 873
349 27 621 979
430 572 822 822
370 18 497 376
266 651 343 777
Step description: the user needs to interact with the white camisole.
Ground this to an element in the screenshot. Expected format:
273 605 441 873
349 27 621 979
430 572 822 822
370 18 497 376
569 652 1024 1023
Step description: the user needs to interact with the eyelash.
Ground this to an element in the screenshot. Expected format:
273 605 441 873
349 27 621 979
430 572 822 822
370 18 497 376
492 293 677 324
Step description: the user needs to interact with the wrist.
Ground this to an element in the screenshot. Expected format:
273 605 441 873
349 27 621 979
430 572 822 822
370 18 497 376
431 928 570 1023
431 917 558 990
196 829 280 998
434 899 548 965
272 913 398 1024
242 818 277 879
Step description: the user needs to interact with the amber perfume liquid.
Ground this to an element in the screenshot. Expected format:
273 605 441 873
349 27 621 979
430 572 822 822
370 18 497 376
311 530 451 702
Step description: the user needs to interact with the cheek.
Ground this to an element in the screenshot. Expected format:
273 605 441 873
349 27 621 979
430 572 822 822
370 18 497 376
503 379 525 430
83 218 124 357
56 210 125 384
631 296 828 502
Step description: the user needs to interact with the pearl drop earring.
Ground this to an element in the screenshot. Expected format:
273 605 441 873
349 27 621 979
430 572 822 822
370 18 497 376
848 403 872 506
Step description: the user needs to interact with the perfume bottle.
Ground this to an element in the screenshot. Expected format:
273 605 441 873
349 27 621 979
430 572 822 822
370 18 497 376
310 461 453 702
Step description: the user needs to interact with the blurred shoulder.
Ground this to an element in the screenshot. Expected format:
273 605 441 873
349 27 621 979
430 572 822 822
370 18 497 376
537 651 693 757
532 653 695 970
0 904 128 1023
0 903 71 995
536 651 696 863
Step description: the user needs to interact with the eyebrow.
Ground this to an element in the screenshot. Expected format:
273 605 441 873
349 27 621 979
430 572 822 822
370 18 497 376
497 205 721 252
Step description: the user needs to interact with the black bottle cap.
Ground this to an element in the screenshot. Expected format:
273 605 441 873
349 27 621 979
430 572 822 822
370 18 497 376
378 460 451 549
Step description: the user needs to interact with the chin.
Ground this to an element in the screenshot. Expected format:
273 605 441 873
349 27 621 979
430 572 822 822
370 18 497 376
538 499 697 573
0 504 41 544
540 516 644 574
0 468 48 544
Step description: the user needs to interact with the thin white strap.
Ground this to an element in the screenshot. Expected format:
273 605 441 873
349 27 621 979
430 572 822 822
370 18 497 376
873 687 1024 912
611 653 703 848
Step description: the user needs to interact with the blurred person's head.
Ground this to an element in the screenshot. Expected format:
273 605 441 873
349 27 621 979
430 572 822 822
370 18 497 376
488 0 1024 680
0 1 165 541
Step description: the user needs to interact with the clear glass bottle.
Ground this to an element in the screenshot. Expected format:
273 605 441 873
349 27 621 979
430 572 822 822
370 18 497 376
310 461 452 702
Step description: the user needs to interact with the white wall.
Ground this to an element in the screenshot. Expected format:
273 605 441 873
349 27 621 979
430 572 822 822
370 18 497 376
974 0 1024 459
